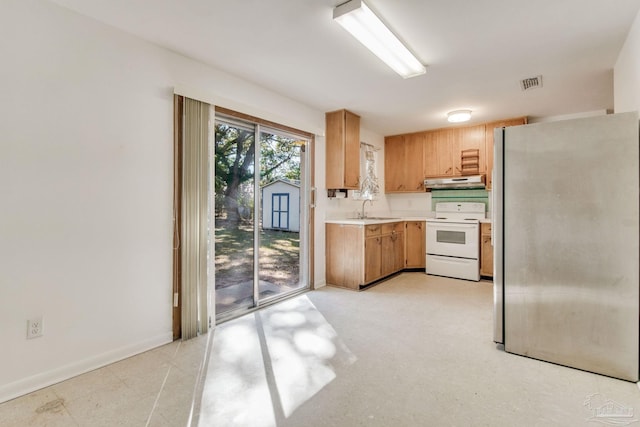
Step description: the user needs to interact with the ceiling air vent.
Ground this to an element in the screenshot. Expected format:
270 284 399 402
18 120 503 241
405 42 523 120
520 75 543 91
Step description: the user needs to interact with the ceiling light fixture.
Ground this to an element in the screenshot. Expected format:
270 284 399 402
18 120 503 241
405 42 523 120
333 0 426 79
447 110 472 123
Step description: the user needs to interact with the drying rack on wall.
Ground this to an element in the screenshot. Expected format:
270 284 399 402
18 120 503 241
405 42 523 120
461 149 480 175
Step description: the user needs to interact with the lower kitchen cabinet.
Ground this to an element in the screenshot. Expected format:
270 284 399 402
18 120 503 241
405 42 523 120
326 221 405 290
364 223 383 283
326 223 363 289
480 222 493 278
404 221 426 268
381 223 404 277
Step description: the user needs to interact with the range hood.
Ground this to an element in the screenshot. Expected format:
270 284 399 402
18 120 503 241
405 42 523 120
424 175 486 190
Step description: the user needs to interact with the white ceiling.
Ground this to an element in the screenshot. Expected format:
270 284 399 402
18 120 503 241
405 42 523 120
49 0 640 136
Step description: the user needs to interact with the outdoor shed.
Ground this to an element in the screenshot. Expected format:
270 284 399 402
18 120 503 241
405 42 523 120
261 179 300 232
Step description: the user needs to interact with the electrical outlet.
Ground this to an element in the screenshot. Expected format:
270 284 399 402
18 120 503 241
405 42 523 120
27 316 43 339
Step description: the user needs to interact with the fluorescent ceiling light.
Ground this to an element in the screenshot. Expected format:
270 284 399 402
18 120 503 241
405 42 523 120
333 0 426 79
447 110 472 123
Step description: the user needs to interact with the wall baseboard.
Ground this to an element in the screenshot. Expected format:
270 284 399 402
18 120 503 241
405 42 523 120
0 332 173 404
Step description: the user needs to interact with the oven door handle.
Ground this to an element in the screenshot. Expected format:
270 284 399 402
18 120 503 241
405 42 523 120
427 223 478 230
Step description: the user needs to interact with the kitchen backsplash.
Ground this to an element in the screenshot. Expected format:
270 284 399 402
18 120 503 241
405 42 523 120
324 189 493 220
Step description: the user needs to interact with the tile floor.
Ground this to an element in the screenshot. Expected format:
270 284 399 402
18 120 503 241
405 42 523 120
2 273 640 426
0 335 209 426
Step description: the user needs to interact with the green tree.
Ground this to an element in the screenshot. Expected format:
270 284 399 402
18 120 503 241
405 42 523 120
260 131 300 185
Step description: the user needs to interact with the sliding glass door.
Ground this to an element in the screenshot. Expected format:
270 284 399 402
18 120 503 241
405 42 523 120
214 115 311 320
213 120 256 315
258 129 308 304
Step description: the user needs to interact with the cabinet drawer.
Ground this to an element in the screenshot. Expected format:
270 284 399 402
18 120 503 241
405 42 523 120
365 224 382 237
481 222 492 235
381 222 403 234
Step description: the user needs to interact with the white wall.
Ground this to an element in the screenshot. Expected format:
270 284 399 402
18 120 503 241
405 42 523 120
614 8 640 113
0 0 324 402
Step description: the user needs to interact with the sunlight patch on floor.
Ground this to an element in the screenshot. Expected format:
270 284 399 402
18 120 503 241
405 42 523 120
195 295 356 426
260 296 352 417
197 315 276 427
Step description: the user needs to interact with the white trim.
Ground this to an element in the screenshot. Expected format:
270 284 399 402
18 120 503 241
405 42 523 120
314 280 327 289
174 84 217 106
0 332 172 404
174 85 324 137
208 104 216 327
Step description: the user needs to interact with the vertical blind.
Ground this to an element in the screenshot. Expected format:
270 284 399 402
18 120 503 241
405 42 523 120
180 97 211 339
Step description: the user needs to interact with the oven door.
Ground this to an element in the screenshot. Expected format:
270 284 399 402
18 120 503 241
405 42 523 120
426 221 479 259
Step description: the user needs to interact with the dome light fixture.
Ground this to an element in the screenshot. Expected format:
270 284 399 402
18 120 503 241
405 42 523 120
447 110 472 123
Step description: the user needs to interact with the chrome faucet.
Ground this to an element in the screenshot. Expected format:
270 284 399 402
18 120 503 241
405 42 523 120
361 199 372 219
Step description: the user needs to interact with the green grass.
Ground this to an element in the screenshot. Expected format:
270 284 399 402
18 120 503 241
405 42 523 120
214 220 300 289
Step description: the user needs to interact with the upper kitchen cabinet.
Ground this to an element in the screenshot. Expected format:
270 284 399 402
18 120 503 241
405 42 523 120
384 116 524 193
326 109 361 190
385 133 425 193
452 125 487 176
424 129 453 177
485 117 527 189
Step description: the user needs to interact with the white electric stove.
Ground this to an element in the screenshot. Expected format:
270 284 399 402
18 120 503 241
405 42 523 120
425 202 485 281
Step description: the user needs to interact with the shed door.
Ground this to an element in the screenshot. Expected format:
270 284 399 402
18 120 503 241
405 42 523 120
272 193 289 230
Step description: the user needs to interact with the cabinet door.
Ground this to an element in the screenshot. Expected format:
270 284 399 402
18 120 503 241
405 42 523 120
326 109 360 190
325 224 343 286
380 234 395 277
405 221 426 268
424 130 453 177
452 125 486 176
384 135 405 192
385 134 425 193
480 235 493 277
480 223 493 277
344 110 361 188
393 231 405 272
326 224 363 288
325 111 345 189
365 236 382 283
405 134 425 191
485 117 526 189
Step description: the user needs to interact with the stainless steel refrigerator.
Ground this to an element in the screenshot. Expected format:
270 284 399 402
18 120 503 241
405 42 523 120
493 111 639 382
